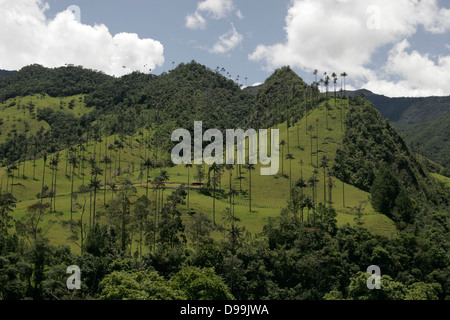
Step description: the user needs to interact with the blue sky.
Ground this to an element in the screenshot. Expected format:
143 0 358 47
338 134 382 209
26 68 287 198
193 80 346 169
1 0 450 97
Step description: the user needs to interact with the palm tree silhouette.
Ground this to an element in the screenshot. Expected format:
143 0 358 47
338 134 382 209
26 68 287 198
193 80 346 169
244 164 255 212
320 155 329 205
69 154 78 222
143 158 153 198
280 140 286 175
286 153 295 199
184 163 193 210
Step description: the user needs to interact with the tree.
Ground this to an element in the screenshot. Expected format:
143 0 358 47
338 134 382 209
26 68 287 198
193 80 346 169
209 163 221 224
169 266 234 300
184 163 193 211
320 155 329 205
194 164 205 184
0 192 16 238
186 212 214 244
370 165 400 217
143 158 153 198
308 174 319 223
158 189 186 249
133 195 152 258
99 270 185 300
69 154 78 222
280 140 286 175
49 155 60 212
90 166 103 226
327 172 335 207
15 202 52 244
102 155 112 205
307 125 314 165
41 152 48 203
286 153 294 200
244 164 255 212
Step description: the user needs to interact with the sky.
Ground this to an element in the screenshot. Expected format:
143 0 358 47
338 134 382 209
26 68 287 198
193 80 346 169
1 0 450 97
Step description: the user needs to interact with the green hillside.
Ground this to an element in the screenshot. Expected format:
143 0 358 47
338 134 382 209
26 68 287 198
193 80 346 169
348 89 450 170
0 63 449 301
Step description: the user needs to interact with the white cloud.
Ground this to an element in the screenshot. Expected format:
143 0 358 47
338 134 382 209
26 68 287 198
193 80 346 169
236 9 244 20
186 12 207 30
365 40 450 97
0 0 164 77
197 0 234 19
249 0 450 97
185 0 240 29
210 24 243 54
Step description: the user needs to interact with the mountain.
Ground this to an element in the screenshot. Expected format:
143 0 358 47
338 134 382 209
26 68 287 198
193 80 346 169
0 69 16 79
0 64 111 101
0 62 449 301
347 89 450 124
348 89 450 170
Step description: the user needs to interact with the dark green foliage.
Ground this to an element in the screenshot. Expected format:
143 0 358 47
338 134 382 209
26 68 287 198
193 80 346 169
370 165 401 216
333 97 445 208
253 66 313 129
168 266 234 300
0 64 110 102
396 115 450 169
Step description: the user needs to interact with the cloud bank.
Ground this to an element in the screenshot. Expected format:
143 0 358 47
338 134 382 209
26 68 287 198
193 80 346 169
0 0 165 77
249 0 450 97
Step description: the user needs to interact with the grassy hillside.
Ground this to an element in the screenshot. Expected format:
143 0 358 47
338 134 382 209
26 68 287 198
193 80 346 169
1 64 449 301
396 115 450 170
0 95 399 255
0 94 90 144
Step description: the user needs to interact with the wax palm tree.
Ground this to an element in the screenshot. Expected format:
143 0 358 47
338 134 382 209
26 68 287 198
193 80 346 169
209 163 220 223
244 164 255 212
90 166 103 224
295 178 308 222
323 73 330 99
341 72 348 97
332 73 338 111
89 177 102 226
280 140 286 175
327 172 335 207
315 118 319 168
307 125 314 165
49 155 60 212
184 163 193 210
143 158 153 198
69 154 78 222
308 174 319 223
320 155 329 205
304 196 314 224
225 164 234 211
109 183 118 201
103 155 112 205
228 187 239 220
41 152 48 203
286 153 294 199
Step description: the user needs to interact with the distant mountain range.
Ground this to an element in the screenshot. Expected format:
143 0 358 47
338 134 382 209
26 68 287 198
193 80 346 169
346 89 450 170
347 89 450 124
0 69 16 78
